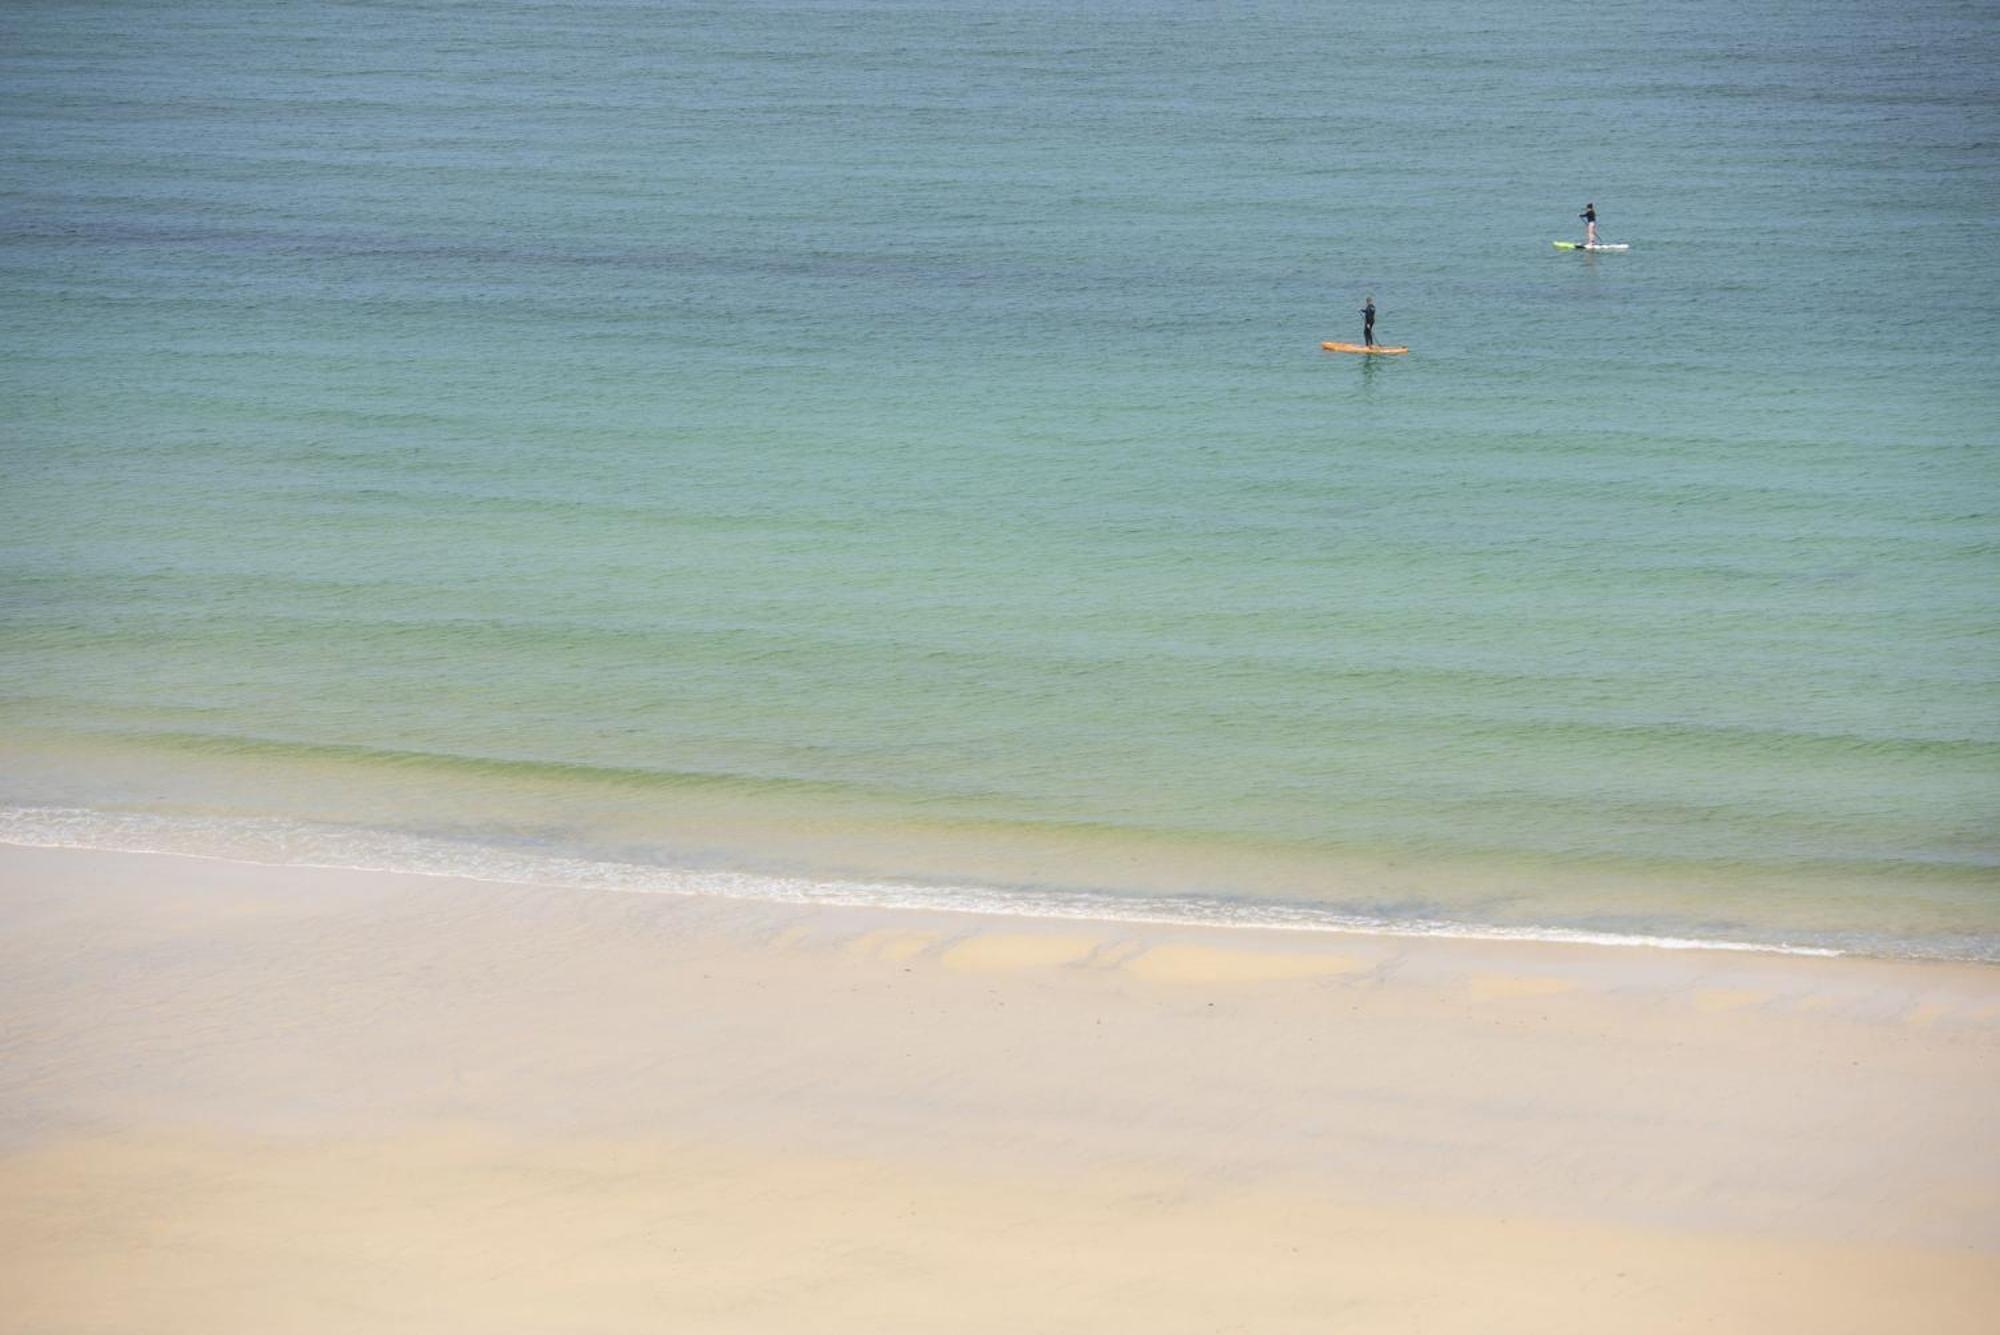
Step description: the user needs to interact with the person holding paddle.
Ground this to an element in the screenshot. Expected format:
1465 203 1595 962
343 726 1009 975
1319 295 1405 355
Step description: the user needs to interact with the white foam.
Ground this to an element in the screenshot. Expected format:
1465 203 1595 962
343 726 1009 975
0 804 1845 957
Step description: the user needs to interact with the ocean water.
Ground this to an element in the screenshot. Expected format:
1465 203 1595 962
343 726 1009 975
2 0 1996 958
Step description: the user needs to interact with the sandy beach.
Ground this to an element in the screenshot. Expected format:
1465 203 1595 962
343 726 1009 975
1 842 1995 1332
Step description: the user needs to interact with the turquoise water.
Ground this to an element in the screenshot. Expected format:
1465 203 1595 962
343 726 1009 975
3 0 1997 957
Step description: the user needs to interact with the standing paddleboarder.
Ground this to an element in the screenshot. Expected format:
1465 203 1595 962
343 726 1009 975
1362 294 1377 348
1581 202 1598 247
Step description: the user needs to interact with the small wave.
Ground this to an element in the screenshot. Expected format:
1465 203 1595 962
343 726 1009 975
106 728 852 799
0 804 1852 959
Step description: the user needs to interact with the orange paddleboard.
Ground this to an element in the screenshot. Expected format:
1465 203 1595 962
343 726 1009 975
1322 342 1408 355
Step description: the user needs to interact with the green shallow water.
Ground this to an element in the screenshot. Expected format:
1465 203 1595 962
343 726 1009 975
2 0 1997 955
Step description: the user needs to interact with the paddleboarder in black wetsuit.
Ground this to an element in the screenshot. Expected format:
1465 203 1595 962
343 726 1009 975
1362 295 1376 347
1580 202 1598 247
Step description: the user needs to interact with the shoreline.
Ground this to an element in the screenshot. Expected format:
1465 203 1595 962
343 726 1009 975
3 842 1997 1331
0 830 1852 960
12 803 1985 963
